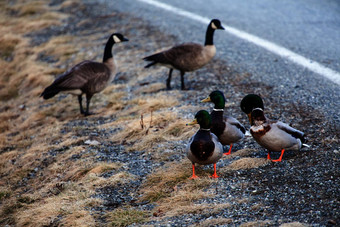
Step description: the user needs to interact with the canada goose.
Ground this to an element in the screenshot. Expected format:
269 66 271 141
202 90 246 155
40 33 128 116
143 19 224 90
250 108 307 162
240 94 264 125
186 110 223 179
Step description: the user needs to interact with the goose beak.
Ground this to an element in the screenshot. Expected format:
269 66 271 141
201 97 211 102
122 37 129 42
218 25 225 30
186 119 198 126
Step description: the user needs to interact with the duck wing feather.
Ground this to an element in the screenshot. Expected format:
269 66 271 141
225 116 246 134
276 121 305 143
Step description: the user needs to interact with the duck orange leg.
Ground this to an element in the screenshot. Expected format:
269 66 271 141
224 144 233 155
271 149 285 162
190 164 199 179
210 163 219 178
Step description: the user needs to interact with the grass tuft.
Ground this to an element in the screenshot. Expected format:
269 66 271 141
225 157 270 171
139 161 218 217
0 191 11 201
0 35 20 60
106 208 149 227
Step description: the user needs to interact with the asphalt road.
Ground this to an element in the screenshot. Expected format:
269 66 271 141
99 0 340 124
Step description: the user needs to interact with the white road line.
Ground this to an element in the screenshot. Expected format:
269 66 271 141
137 0 340 86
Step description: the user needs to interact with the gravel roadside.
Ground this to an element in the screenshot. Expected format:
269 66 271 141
28 0 340 226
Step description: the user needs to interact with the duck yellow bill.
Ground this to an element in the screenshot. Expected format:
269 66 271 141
201 97 211 102
247 113 252 124
186 119 198 126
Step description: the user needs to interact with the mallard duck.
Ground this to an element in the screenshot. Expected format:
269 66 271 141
250 108 307 162
41 33 128 116
202 90 246 155
186 110 223 179
240 94 264 125
143 19 224 90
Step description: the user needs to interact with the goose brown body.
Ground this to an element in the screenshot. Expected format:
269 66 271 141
40 33 128 116
144 43 216 72
42 60 113 98
144 19 224 90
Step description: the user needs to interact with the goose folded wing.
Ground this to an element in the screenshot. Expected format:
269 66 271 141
163 43 203 64
52 61 109 90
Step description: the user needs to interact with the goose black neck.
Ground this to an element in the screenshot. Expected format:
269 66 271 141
211 110 224 122
103 38 115 62
204 25 215 46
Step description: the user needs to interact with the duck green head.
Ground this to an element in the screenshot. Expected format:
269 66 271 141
187 110 212 130
201 90 226 109
240 94 264 124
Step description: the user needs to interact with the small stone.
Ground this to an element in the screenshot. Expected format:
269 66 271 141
328 219 336 225
84 140 100 146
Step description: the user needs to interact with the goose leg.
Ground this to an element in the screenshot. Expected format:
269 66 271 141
78 95 85 114
180 71 186 90
84 93 93 116
210 163 219 178
271 149 285 162
224 143 233 155
166 68 173 90
190 164 199 179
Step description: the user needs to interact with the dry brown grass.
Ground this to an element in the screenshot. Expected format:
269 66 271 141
1 157 132 226
35 35 77 63
226 157 270 171
192 217 233 227
106 208 150 227
139 161 221 218
0 0 224 226
280 222 310 227
111 109 192 152
240 220 273 227
0 1 110 225
224 148 256 159
14 182 101 227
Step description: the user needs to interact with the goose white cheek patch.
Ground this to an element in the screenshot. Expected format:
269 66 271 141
113 35 121 43
211 22 217 29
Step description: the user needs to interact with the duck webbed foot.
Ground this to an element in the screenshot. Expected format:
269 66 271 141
190 164 199 179
267 149 285 162
224 144 233 155
209 163 219 178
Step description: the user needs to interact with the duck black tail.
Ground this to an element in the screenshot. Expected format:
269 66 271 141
40 85 60 99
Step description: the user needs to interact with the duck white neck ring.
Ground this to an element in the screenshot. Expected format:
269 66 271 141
213 108 224 112
200 128 210 131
